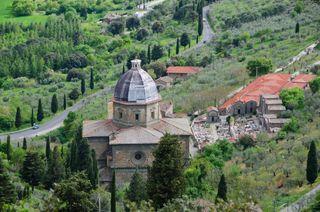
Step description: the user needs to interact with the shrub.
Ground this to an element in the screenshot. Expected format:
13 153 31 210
12 0 35 17
66 69 85 82
136 28 149 41
280 88 305 110
108 21 124 35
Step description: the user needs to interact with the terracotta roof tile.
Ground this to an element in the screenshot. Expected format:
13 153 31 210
219 73 315 110
167 66 202 74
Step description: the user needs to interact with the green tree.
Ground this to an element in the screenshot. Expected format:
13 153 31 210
216 174 227 202
147 134 185 209
280 88 305 110
152 21 164 33
147 45 151 64
6 136 12 160
126 16 140 30
0 157 16 208
108 21 124 35
198 9 203 36
306 141 318 184
247 58 273 77
54 172 95 211
180 33 190 49
91 149 98 188
81 78 86 95
45 137 51 161
30 108 35 126
15 107 22 128
63 94 67 110
238 135 256 150
176 38 180 55
51 94 58 114
295 22 300 34
310 77 320 94
90 69 94 90
111 171 116 212
151 45 164 61
37 99 44 122
21 151 45 191
69 88 80 100
22 138 27 150
126 172 147 204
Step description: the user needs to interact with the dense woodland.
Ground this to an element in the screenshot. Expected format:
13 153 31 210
0 0 320 211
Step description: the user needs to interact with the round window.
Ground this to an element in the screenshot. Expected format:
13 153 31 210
132 151 146 165
135 153 142 160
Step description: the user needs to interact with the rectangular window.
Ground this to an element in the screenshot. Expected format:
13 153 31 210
119 112 123 119
135 114 139 121
151 111 155 119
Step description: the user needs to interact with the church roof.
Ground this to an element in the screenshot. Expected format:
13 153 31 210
83 118 192 145
114 59 160 104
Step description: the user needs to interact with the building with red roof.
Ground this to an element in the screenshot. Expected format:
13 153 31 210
167 66 202 80
219 73 315 116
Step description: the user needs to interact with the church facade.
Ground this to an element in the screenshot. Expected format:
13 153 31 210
83 59 193 184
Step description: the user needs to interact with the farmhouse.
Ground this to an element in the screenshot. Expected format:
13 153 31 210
82 59 193 185
166 66 202 80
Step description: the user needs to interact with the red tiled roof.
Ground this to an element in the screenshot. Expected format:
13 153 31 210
167 66 202 74
219 73 316 110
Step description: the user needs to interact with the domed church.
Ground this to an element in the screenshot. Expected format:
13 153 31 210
83 59 193 185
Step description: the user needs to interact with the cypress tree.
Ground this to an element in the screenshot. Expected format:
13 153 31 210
168 48 171 57
90 69 94 90
126 172 147 204
0 157 16 208
196 35 199 44
147 44 151 64
216 174 227 202
295 22 300 34
63 94 67 110
81 78 86 95
198 11 203 36
91 149 98 188
306 141 318 184
37 99 44 122
111 171 116 212
22 138 27 150
51 94 58 114
45 137 51 161
15 107 22 128
176 38 180 55
146 134 185 209
122 64 125 74
21 151 45 191
46 146 65 189
70 140 78 172
30 108 35 127
6 136 11 161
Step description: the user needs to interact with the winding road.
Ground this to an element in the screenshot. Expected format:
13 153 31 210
0 4 216 141
0 87 112 141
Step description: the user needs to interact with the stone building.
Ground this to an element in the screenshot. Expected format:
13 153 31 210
83 59 193 185
155 76 173 90
207 106 219 123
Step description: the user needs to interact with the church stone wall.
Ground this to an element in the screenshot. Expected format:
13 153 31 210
111 144 156 169
87 137 109 160
114 168 148 185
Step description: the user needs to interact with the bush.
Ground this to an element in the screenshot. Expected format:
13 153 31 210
282 118 299 133
66 69 85 82
63 52 88 69
12 0 35 17
152 21 164 33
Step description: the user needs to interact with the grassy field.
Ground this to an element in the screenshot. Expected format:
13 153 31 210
0 0 47 23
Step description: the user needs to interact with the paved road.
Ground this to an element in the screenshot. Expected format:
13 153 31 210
182 5 215 55
0 87 112 141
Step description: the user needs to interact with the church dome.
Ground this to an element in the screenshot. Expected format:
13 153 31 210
114 59 160 103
